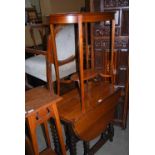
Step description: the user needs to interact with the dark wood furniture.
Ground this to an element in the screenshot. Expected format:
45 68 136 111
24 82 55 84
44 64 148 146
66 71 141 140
25 134 34 155
25 88 66 155
26 7 42 24
49 12 122 154
85 0 129 128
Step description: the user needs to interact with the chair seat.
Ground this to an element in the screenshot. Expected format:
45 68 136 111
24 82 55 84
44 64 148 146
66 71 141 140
25 55 76 81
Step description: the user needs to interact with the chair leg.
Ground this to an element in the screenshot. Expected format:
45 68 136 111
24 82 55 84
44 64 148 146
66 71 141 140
50 120 62 155
108 123 114 142
83 141 90 155
66 124 77 155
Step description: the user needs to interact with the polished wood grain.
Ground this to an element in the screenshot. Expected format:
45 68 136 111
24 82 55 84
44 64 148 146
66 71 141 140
57 81 121 141
25 87 61 115
50 12 115 24
78 15 85 112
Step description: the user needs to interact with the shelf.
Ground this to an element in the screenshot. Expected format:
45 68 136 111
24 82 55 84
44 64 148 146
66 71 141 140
94 35 129 40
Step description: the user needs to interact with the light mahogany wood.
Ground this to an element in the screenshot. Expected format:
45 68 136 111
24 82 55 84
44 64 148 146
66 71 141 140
50 12 115 24
57 81 121 141
26 87 66 155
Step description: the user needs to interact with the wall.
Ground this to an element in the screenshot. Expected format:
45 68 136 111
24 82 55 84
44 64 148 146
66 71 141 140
40 0 85 16
25 0 32 8
31 0 41 15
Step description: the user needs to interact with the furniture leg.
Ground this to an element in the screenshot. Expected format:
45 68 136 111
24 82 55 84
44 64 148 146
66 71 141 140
50 119 62 155
108 123 114 142
64 123 70 150
83 141 90 155
67 124 77 155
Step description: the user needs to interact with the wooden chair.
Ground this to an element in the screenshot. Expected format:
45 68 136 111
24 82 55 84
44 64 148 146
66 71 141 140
25 24 76 95
49 12 122 154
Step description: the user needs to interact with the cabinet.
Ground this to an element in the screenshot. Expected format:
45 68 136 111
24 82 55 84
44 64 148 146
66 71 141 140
85 0 129 128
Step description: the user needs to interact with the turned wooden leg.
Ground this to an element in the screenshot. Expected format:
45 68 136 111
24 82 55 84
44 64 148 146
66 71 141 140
50 120 61 155
67 124 77 155
64 123 70 150
101 132 107 140
83 141 90 155
70 134 77 155
108 123 114 142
